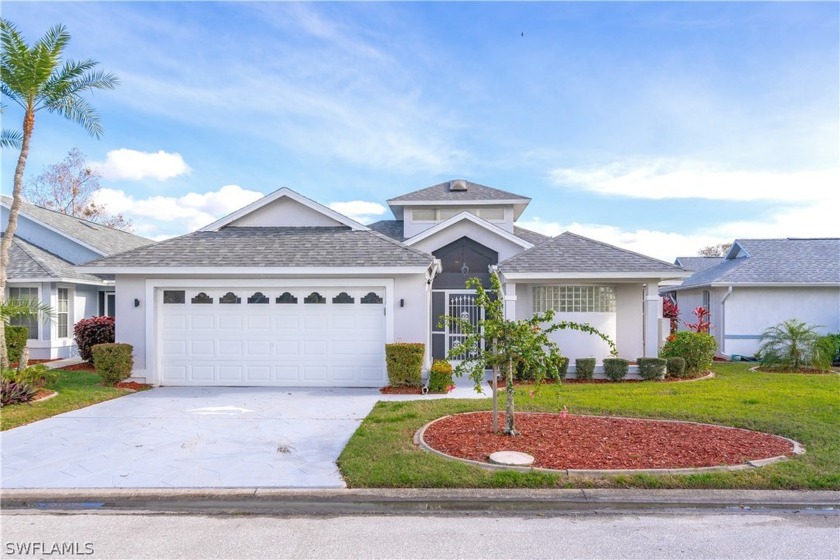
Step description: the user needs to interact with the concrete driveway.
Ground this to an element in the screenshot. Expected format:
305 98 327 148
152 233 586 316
1 387 387 489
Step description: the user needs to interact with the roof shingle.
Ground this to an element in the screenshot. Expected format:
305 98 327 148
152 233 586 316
387 180 530 203
5 235 104 283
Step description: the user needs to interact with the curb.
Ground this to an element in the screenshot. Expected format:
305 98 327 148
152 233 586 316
415 413 805 478
1 488 837 515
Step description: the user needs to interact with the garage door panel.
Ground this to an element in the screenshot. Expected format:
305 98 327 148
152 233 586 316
159 285 387 387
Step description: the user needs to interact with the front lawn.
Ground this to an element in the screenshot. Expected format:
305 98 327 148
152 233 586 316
1 369 135 431
338 363 840 489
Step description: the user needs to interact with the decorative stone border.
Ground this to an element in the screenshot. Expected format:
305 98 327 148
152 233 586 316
32 391 58 403
414 413 805 478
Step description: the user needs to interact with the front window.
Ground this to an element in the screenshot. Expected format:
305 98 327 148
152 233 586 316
533 286 616 313
8 286 39 339
57 288 70 338
411 206 506 222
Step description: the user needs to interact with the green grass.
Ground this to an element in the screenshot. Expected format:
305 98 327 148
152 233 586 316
1 369 135 431
338 363 840 489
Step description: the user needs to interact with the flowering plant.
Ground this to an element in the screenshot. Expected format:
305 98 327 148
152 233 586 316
684 306 711 333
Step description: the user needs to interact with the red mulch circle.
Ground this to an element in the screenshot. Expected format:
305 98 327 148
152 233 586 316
114 381 151 391
421 412 794 470
380 386 423 394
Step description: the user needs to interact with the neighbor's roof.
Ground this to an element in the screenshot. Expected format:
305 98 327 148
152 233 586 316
367 219 549 246
81 227 435 270
1 195 154 257
498 231 688 277
677 238 840 289
5 235 104 283
673 256 725 272
387 180 530 203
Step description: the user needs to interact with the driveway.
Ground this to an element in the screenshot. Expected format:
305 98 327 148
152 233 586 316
1 387 386 488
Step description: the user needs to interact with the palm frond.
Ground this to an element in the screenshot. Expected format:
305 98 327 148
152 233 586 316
0 298 55 325
0 128 22 149
46 94 104 138
36 23 70 59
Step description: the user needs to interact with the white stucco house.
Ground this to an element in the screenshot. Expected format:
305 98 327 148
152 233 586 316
1 196 154 359
80 180 688 387
665 238 840 358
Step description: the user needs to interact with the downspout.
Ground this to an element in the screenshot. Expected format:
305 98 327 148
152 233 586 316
720 286 734 358
423 259 442 387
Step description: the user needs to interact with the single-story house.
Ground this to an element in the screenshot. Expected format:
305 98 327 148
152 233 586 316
1 196 154 359
665 238 840 358
79 180 689 387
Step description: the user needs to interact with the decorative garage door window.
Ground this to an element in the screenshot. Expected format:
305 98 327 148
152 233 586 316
163 290 186 304
305 292 326 304
191 292 213 304
362 292 383 304
220 291 241 304
248 292 269 304
332 292 354 304
276 292 298 304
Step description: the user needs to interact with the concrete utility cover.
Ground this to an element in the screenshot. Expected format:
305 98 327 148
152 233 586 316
488 451 535 466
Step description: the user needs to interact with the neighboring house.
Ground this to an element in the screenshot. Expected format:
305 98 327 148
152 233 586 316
1 196 154 359
80 180 688 387
666 238 840 358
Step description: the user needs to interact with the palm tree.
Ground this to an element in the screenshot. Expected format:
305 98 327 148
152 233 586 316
757 319 823 372
0 19 118 367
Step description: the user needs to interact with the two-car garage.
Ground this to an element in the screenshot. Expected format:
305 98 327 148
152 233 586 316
157 285 388 387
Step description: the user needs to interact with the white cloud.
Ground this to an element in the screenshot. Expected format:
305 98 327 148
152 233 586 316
95 149 192 181
550 160 839 204
327 200 386 224
92 184 264 235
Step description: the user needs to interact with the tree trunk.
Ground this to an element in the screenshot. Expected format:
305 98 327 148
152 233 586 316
0 107 35 369
504 356 517 435
491 339 499 432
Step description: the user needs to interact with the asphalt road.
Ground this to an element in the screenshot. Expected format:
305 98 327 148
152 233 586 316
2 511 838 559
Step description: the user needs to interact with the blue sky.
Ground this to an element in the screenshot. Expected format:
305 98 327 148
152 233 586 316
2 1 838 260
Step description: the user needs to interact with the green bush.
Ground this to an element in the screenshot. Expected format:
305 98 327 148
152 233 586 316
757 319 826 372
824 333 840 365
660 332 716 375
1 379 36 406
554 356 569 380
384 343 424 387
5 325 28 365
92 343 134 386
74 316 116 363
665 357 687 378
603 358 629 381
637 358 667 381
815 334 840 369
2 364 57 388
428 360 454 393
575 358 596 380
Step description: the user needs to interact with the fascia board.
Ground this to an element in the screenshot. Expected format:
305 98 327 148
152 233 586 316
386 198 529 207
501 272 691 281
76 266 431 275
199 187 369 232
7 276 111 286
1 203 107 257
404 211 532 249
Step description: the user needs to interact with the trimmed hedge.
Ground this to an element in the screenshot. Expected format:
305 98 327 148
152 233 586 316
554 356 570 380
637 357 666 380
5 326 28 365
74 316 116 363
666 357 687 378
385 343 424 387
92 343 134 386
428 360 453 393
661 332 717 376
575 358 596 380
603 358 629 381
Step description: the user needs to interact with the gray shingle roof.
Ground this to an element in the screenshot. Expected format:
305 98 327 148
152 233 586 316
82 227 434 269
674 256 725 272
2 195 154 257
5 235 104 283
498 231 686 275
368 220 549 247
678 238 840 289
387 180 530 203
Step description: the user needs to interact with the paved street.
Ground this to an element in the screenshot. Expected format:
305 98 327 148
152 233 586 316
2 511 837 559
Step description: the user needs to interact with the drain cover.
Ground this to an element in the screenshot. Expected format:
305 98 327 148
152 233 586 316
488 451 534 466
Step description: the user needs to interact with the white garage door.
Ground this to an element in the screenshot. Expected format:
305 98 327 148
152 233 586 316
158 286 386 387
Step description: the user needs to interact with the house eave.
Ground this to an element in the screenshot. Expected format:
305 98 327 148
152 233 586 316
1 201 108 258
500 271 691 281
76 266 432 276
672 281 840 292
6 276 112 286
403 211 533 250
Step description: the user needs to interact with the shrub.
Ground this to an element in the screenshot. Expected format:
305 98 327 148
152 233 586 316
1 379 36 406
575 358 596 380
428 360 454 393
603 358 629 381
74 316 116 363
824 333 840 365
92 343 134 386
637 358 667 381
554 356 570 380
660 331 716 376
384 343 424 387
666 357 687 378
757 319 825 372
5 325 28 365
3 364 57 388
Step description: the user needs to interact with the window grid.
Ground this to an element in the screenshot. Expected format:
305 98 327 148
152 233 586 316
57 288 70 338
9 287 39 339
533 286 616 313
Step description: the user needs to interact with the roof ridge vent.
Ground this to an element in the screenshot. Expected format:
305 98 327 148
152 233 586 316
449 179 468 192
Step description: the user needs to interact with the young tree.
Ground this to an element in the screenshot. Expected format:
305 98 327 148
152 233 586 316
24 147 132 230
0 19 119 367
446 272 616 435
697 243 732 257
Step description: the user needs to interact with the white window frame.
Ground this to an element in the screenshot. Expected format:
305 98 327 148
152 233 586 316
7 285 41 340
57 286 73 339
411 206 506 223
533 285 617 313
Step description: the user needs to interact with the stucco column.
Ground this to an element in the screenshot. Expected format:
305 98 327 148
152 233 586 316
643 283 662 357
503 282 517 320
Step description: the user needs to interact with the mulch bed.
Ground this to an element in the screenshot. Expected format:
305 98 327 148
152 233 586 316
59 363 97 372
114 381 152 391
492 373 709 387
380 386 424 394
421 412 794 470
